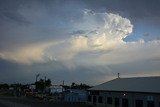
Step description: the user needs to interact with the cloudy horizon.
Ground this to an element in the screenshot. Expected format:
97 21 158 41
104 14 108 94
0 0 160 85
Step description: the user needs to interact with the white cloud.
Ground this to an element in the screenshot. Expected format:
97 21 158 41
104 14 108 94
97 40 160 65
0 11 134 65
1 9 160 71
0 42 52 64
43 11 134 67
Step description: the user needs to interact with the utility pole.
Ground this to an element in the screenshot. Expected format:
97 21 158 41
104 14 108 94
36 74 40 82
62 80 64 92
44 76 46 93
118 73 120 78
44 76 46 81
35 73 40 92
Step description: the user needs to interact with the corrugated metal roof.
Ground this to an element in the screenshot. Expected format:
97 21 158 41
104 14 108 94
89 76 160 93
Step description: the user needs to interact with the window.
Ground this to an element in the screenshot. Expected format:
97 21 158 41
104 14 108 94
122 98 128 107
107 97 112 104
135 100 143 107
91 91 99 95
88 95 91 102
98 96 103 103
147 101 155 107
115 98 119 107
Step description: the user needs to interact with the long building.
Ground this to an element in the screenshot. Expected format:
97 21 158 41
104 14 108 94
87 76 160 107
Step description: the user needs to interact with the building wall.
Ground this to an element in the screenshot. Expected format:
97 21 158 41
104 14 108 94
87 91 160 107
64 90 87 103
50 85 64 93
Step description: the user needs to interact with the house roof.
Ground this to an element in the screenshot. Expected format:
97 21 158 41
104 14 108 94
89 76 160 93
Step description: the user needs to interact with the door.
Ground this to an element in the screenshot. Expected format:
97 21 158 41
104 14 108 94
135 100 143 107
147 101 154 107
93 96 97 105
115 98 120 107
122 98 128 107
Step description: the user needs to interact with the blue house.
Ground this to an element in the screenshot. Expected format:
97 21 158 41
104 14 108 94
64 89 87 103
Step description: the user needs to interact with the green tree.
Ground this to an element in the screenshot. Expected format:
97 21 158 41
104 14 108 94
0 84 9 89
70 82 92 90
35 78 52 92
45 79 51 87
35 79 45 92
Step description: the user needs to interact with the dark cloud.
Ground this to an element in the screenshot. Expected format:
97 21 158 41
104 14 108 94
84 0 160 25
0 0 86 50
69 30 99 36
0 11 31 25
149 57 160 62
1 56 160 85
143 32 150 37
0 0 30 24
140 32 160 42
0 57 113 85
0 58 33 84
0 0 160 85
109 59 160 78
70 30 88 35
0 0 159 49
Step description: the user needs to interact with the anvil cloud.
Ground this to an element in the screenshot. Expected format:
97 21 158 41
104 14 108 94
0 11 133 65
0 0 160 85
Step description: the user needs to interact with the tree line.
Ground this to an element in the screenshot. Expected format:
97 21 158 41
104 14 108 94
0 79 92 91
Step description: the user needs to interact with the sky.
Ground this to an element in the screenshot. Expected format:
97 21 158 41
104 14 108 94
0 0 160 85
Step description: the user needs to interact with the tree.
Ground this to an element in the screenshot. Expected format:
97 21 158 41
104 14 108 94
0 84 9 89
79 83 92 90
70 82 92 90
35 78 51 92
35 79 45 92
45 79 51 87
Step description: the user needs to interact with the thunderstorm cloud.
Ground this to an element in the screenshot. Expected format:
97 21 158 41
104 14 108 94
0 0 160 85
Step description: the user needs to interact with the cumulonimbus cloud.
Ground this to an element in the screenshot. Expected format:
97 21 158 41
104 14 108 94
0 9 160 68
45 10 134 62
0 10 142 64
